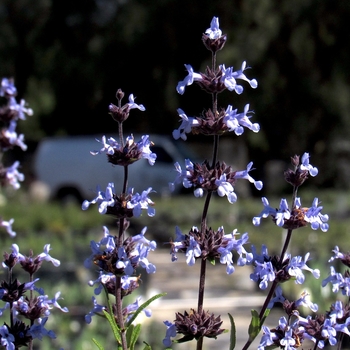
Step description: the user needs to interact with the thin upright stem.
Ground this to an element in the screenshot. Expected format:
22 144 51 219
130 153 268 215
115 278 127 350
7 269 14 328
279 228 293 264
115 119 128 349
195 62 219 349
196 336 204 350
115 217 127 350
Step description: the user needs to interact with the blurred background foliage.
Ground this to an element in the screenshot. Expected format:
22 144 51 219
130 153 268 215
1 0 350 190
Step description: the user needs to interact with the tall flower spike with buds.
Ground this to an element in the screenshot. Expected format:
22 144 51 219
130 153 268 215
165 16 261 347
176 18 257 98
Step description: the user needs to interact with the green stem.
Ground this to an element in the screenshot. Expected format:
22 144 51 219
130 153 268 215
115 218 127 350
115 119 128 350
196 48 219 350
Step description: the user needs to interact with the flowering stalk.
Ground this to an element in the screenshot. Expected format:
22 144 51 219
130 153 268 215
0 78 33 237
1 244 68 350
82 89 164 349
0 78 69 349
245 153 330 350
164 17 261 349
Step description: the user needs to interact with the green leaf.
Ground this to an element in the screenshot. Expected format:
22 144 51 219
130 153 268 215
126 323 142 349
92 338 104 350
261 308 271 327
102 285 122 345
208 257 216 265
126 292 166 327
248 309 261 342
142 342 152 350
103 309 122 344
228 313 236 350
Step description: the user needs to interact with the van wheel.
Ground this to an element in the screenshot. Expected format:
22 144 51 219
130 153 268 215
56 187 83 205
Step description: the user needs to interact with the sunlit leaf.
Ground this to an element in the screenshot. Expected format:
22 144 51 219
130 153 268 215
228 312 236 350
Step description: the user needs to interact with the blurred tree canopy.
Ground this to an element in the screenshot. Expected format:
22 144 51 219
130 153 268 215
1 0 350 189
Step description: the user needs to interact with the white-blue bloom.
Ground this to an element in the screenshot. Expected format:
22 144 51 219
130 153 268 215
205 17 222 39
37 244 61 267
172 108 199 140
232 61 258 88
280 328 296 349
137 245 156 274
0 78 17 96
39 291 69 313
27 317 56 340
258 326 276 350
234 161 263 190
9 97 33 120
287 252 320 284
127 94 145 111
82 183 116 214
252 197 278 226
0 325 15 350
274 198 291 227
219 61 258 94
267 285 285 309
4 120 27 151
219 64 243 94
85 296 105 324
294 291 318 312
0 218 16 237
5 161 24 190
304 197 329 232
163 320 177 347
186 236 201 266
300 152 318 176
169 159 194 191
127 187 155 217
125 296 152 321
224 104 260 135
215 173 237 203
176 64 203 95
138 134 157 165
132 226 157 250
250 260 275 289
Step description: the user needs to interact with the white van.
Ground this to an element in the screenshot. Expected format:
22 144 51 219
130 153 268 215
33 134 197 203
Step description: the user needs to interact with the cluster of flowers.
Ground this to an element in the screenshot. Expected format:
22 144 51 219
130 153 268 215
159 17 341 350
84 226 156 324
0 78 33 237
81 16 350 350
81 89 159 345
0 78 69 349
162 17 266 346
0 243 68 349
258 246 350 349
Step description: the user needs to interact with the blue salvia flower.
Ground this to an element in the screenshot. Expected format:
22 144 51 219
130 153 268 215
219 63 257 94
85 296 105 324
223 104 260 135
176 65 203 95
162 320 177 347
27 317 56 340
0 325 15 350
0 219 16 238
205 16 222 39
